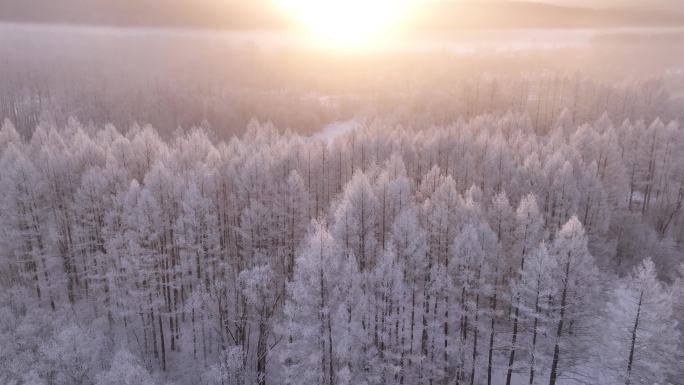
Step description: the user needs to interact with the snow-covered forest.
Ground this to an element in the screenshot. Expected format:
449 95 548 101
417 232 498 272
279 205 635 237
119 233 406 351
2 2 684 382
1 104 683 384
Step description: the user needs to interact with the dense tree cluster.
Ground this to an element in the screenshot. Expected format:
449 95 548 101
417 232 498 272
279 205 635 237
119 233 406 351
0 111 682 385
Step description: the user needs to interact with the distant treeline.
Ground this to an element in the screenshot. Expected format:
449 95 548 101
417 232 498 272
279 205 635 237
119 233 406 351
0 27 682 140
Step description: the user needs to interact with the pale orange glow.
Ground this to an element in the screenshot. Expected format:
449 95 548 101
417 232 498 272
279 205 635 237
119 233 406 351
279 0 416 49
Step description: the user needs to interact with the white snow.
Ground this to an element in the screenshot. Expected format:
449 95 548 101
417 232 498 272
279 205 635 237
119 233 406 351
313 118 362 142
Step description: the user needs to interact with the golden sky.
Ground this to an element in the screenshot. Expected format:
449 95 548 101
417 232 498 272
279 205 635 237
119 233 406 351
0 0 682 31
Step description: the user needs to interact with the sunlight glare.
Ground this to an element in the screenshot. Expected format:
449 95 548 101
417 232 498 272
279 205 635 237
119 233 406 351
280 0 415 49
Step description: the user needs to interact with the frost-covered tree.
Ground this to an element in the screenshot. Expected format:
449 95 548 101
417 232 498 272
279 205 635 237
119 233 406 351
390 207 428 384
513 242 558 385
279 170 310 281
0 114 681 385
96 350 155 385
333 171 379 271
671 264 684 382
240 265 281 385
280 221 337 385
505 193 545 385
42 324 107 385
601 259 679 385
546 217 600 385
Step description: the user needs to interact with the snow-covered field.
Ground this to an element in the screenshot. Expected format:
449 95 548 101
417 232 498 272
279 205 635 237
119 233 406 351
314 118 362 142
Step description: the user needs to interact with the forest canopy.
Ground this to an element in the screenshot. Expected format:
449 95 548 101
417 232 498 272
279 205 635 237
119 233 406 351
0 109 682 384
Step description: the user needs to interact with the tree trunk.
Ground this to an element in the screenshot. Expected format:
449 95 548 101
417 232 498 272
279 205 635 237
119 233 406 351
625 291 643 385
488 279 498 385
528 275 541 385
548 259 570 385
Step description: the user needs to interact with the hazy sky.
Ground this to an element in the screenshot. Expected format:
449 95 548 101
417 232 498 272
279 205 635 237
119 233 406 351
0 0 682 29
438 0 681 10
542 0 680 9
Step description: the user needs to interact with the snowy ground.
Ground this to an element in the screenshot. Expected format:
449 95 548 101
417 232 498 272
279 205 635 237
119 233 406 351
313 118 362 142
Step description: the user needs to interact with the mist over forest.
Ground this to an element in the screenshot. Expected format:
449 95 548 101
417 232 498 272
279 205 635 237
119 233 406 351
1 3 684 385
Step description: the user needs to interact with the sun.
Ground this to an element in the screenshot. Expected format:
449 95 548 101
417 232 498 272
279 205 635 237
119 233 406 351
279 0 415 49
